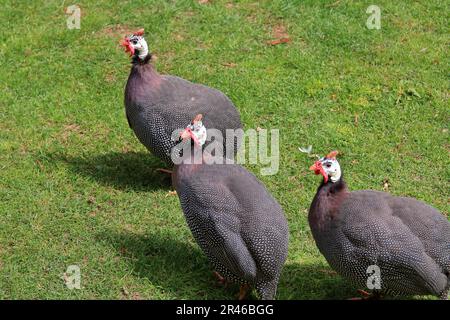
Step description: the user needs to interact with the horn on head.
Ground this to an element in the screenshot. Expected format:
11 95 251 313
326 150 338 159
133 28 145 36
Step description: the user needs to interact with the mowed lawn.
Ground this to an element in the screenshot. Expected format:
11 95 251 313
0 0 448 299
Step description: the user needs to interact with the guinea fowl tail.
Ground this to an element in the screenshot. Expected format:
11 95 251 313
256 279 278 300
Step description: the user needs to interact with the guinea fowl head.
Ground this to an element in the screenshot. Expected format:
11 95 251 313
121 29 149 61
180 114 207 147
309 151 341 183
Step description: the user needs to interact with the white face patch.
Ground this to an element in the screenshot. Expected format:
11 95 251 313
320 157 341 183
188 121 207 146
192 121 207 146
128 35 149 60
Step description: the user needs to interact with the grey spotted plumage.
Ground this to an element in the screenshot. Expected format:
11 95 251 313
124 55 242 165
172 157 289 300
309 170 450 299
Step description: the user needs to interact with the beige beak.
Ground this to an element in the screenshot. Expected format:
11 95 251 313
192 114 203 124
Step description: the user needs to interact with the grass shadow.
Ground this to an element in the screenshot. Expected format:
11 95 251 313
53 151 172 191
99 230 239 299
277 263 355 300
100 230 360 300
278 263 423 300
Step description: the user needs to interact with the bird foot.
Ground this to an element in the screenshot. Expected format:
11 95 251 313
237 284 251 300
213 271 228 287
156 168 173 175
348 289 381 300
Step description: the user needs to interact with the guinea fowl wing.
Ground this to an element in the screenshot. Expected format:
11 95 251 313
135 75 241 128
128 75 242 164
160 76 239 111
388 195 450 274
178 178 258 283
156 76 242 136
338 192 448 296
214 167 289 283
176 163 288 288
130 109 180 163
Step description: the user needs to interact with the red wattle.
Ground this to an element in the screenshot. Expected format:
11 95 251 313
319 167 328 183
309 161 328 183
181 128 200 145
121 38 134 56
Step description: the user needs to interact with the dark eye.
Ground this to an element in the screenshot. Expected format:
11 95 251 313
131 39 138 44
325 163 332 168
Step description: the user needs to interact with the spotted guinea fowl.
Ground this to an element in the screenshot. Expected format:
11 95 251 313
121 29 242 166
308 151 450 299
171 115 289 300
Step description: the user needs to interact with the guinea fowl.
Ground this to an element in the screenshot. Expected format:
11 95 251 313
308 151 450 299
121 29 242 166
171 115 289 300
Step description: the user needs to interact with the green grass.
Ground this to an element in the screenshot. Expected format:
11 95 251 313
0 0 448 299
